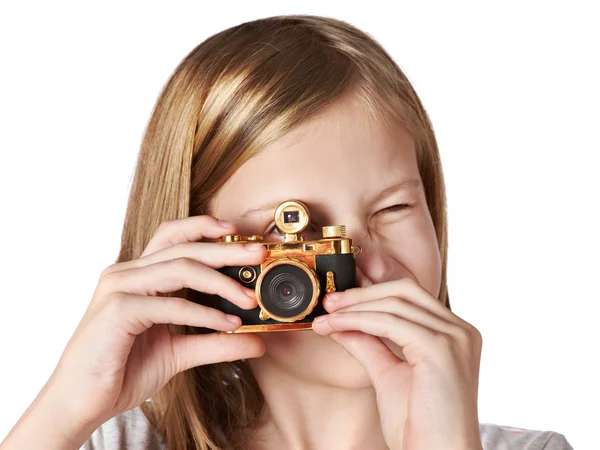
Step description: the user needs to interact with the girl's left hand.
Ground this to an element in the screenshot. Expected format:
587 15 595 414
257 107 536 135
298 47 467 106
312 278 483 450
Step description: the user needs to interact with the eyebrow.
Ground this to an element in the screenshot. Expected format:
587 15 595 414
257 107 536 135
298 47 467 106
242 200 291 218
370 178 422 205
240 178 422 218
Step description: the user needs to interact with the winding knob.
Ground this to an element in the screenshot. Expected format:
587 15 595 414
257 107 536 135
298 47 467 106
322 225 346 238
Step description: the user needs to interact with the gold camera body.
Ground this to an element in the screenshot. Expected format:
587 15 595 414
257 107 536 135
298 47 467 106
213 200 360 333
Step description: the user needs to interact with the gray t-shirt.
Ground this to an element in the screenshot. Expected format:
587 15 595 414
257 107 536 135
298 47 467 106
81 402 573 450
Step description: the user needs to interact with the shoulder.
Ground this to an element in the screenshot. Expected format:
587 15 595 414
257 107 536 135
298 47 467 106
80 401 166 450
479 422 573 450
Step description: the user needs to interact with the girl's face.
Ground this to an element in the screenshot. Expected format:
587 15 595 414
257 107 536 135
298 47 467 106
209 95 442 388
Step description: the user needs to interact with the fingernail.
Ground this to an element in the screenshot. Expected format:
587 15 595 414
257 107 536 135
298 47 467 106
325 292 342 301
218 220 235 228
225 314 241 324
243 288 256 298
245 243 264 251
313 315 328 324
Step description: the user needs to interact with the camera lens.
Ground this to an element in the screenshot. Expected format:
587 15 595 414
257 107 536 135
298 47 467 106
259 264 315 319
277 282 294 297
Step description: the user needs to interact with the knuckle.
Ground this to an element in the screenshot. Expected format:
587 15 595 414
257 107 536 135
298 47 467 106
382 296 401 308
169 256 198 273
173 296 199 315
96 270 122 295
99 263 121 280
157 219 184 246
399 277 417 288
156 219 175 234
452 325 473 344
171 241 186 251
431 331 455 350
380 314 399 338
192 300 211 316
103 292 129 315
344 332 365 352
167 241 189 257
468 324 483 348
445 324 480 353
349 285 367 296
199 215 217 226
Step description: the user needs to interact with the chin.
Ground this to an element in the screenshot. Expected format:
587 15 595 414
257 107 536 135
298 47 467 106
251 329 374 389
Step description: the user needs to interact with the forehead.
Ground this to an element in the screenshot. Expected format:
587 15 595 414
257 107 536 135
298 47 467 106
209 97 419 218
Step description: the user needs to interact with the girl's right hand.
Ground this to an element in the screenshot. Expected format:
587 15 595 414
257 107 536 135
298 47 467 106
46 215 267 435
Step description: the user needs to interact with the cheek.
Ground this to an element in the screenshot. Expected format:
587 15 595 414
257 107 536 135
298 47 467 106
409 217 442 298
380 215 442 298
395 217 439 262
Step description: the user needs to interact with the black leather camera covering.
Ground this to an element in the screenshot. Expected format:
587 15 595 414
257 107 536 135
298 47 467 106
203 253 356 326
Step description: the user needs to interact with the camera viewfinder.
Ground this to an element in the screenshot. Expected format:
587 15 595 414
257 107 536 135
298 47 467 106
284 211 300 223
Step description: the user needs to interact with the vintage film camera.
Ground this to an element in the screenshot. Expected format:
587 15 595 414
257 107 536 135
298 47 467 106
211 200 361 333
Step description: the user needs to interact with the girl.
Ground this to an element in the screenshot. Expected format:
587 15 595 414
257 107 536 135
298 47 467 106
1 14 572 450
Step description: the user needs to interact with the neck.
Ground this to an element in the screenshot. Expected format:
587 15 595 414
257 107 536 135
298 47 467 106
248 354 390 450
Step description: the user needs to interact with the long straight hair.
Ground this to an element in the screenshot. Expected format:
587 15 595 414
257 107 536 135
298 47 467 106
117 14 450 450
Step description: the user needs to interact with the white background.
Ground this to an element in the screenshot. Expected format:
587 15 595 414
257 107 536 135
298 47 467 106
0 1 597 448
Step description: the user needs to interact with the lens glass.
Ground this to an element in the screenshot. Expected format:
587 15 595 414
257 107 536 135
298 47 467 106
284 211 300 223
260 264 315 318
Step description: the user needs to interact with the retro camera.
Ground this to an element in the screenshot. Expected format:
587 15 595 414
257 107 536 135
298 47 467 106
211 200 361 333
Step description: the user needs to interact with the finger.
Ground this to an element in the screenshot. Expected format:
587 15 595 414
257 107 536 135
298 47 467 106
98 293 246 335
324 278 453 320
171 332 266 372
142 215 237 258
312 311 433 350
381 336 408 361
327 330 400 383
97 257 257 310
107 241 266 275
325 296 457 334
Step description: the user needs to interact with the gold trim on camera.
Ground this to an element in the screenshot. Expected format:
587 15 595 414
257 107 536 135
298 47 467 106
216 200 361 333
255 258 320 323
221 322 314 334
274 200 310 241
238 266 257 283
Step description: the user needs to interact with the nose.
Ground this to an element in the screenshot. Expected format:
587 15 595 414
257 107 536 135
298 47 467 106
354 240 393 285
343 225 391 286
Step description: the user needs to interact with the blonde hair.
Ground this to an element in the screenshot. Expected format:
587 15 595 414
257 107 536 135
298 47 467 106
117 14 450 450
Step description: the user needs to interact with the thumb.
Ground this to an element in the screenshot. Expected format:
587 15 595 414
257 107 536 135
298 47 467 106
170 332 266 373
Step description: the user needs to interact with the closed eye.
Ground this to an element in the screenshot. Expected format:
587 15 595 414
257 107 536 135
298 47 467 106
376 204 412 215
